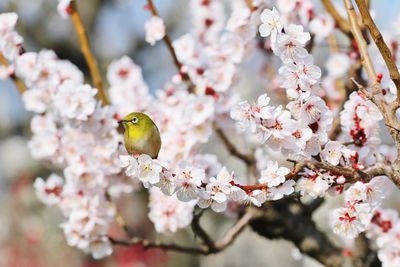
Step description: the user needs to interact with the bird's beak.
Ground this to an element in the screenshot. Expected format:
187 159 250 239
117 120 125 134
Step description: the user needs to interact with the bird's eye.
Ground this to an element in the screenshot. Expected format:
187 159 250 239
131 117 138 123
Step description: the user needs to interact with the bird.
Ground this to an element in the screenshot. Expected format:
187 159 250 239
118 112 161 159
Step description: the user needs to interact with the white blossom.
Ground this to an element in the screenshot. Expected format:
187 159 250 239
321 141 346 166
197 167 232 212
268 180 296 200
259 7 283 41
137 154 162 187
148 188 196 234
145 16 165 46
259 160 290 187
57 0 73 19
119 155 139 177
325 53 351 78
175 161 205 201
54 82 97 120
34 174 64 206
331 207 366 239
247 190 267 207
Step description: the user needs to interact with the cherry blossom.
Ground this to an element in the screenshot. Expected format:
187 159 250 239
247 190 267 207
148 188 196 234
279 56 321 96
309 13 334 41
267 180 296 201
57 0 73 19
321 141 348 166
137 154 162 187
197 167 232 212
0 12 23 60
119 155 139 177
259 7 283 41
54 82 98 120
34 174 64 206
325 53 351 79
174 161 205 201
230 101 255 132
332 207 367 239
259 160 290 187
145 16 166 46
296 169 331 198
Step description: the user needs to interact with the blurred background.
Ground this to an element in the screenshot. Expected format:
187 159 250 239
1 0 400 266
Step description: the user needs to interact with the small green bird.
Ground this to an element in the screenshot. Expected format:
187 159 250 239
118 112 161 159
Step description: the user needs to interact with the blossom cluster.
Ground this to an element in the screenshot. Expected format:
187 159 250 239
340 91 383 165
0 12 23 61
173 0 257 95
0 12 128 259
367 208 400 267
229 2 395 246
231 6 332 161
120 154 295 213
332 176 393 239
148 187 197 234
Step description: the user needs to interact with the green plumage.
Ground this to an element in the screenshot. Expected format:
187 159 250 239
118 112 161 159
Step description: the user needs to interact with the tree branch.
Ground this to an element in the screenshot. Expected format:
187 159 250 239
214 211 255 250
354 0 400 102
109 209 258 255
191 210 216 251
321 0 351 36
251 199 373 267
70 0 109 105
109 236 208 254
237 160 393 192
251 198 345 267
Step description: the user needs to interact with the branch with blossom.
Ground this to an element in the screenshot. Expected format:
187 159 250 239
69 0 109 105
0 51 25 93
354 0 400 100
3 0 400 266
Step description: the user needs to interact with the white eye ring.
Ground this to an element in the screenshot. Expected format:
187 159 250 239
131 117 138 123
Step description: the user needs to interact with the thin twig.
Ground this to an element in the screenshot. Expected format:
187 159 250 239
354 0 400 102
344 0 376 82
245 0 255 11
213 122 255 165
70 0 109 105
321 0 351 35
0 52 26 93
146 0 195 93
